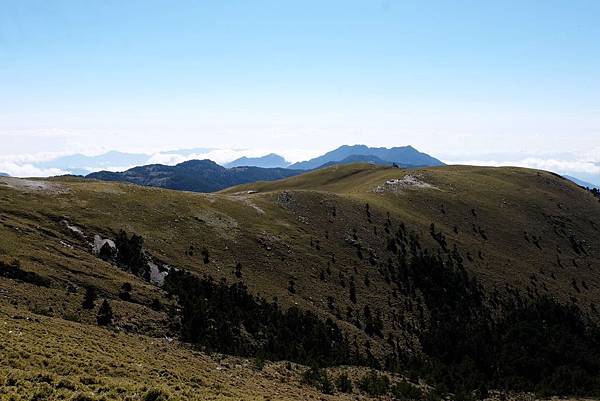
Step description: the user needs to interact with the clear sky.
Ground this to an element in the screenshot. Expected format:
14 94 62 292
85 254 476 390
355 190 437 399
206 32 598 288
1 1 599 181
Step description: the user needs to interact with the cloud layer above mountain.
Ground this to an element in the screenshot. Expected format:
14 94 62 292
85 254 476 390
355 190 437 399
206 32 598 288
444 150 600 185
1 146 599 186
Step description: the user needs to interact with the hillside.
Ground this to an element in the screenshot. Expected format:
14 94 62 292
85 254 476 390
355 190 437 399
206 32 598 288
289 145 445 170
2 165 600 399
86 159 302 192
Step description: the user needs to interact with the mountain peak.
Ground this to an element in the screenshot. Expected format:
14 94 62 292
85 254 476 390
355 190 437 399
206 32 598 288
225 153 290 168
177 159 222 168
288 144 443 170
86 159 299 192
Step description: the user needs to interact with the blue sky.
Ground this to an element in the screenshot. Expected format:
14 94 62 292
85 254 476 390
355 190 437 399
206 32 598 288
1 1 599 181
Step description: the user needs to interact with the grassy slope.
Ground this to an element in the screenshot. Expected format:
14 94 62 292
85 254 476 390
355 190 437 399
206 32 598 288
227 164 600 303
1 303 386 401
1 165 600 398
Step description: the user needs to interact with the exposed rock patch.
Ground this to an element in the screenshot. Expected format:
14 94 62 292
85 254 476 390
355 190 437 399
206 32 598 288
373 174 438 193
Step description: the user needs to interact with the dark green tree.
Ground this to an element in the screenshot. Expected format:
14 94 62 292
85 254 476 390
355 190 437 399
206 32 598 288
119 282 132 301
349 280 357 304
96 299 113 326
98 242 115 261
82 286 97 309
115 230 146 276
336 373 353 393
201 248 210 264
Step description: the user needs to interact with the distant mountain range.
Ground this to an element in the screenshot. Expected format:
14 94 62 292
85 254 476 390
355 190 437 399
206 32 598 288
85 145 444 192
37 151 151 176
0 172 9 177
225 145 444 170
289 145 445 170
87 159 302 192
316 154 394 169
3 145 442 178
34 148 215 176
564 175 600 190
225 153 290 168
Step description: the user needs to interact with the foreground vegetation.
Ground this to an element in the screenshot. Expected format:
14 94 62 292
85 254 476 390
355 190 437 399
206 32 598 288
1 164 600 399
3 303 421 401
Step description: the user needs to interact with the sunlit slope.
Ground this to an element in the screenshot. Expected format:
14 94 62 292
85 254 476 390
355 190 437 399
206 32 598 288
2 165 600 328
1 165 600 398
225 163 600 305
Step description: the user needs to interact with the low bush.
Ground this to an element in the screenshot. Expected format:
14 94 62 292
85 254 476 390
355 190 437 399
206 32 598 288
302 367 334 394
391 380 423 400
358 371 390 396
336 372 353 393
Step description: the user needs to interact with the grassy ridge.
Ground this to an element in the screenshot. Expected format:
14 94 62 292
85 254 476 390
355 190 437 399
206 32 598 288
1 164 600 398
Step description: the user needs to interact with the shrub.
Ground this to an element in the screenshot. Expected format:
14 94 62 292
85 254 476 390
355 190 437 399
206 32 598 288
98 242 115 261
63 312 81 323
254 356 265 371
150 298 162 311
119 282 132 301
336 372 353 393
96 299 113 326
349 281 357 303
302 367 334 394
201 248 209 264
358 372 390 396
82 287 97 309
391 380 423 400
143 389 169 401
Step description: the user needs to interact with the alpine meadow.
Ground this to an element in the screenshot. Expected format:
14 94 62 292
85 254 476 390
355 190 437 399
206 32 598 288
2 1 600 400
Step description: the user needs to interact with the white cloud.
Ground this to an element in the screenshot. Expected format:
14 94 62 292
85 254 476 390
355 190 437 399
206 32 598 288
0 151 75 164
147 150 245 166
582 146 600 161
445 157 600 175
0 162 68 178
82 166 137 173
147 147 319 166
4 146 598 185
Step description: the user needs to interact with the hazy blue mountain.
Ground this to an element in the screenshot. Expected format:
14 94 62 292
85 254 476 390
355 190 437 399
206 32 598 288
0 172 9 177
87 159 302 193
225 153 290 168
289 145 444 170
564 175 600 190
565 166 600 187
37 151 151 175
316 154 394 169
